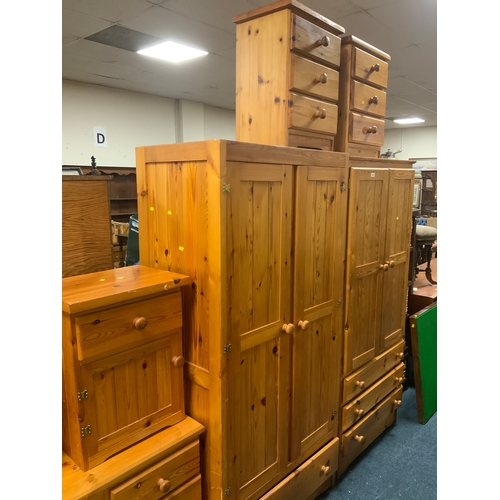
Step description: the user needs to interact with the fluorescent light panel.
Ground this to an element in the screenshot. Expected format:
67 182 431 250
393 117 425 125
137 41 208 63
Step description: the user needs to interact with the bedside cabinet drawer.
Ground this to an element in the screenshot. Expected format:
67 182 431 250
349 112 385 146
76 291 183 362
351 80 386 118
289 92 338 135
342 363 405 432
290 54 339 102
291 14 341 68
352 47 388 89
110 440 200 500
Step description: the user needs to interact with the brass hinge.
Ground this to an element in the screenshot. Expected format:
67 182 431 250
340 181 347 192
223 344 232 354
81 424 92 437
77 389 89 401
223 184 231 194
224 487 231 497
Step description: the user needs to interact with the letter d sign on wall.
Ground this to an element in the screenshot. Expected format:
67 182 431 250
93 126 108 148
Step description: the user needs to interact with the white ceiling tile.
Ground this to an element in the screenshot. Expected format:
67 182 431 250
63 0 153 23
62 8 112 38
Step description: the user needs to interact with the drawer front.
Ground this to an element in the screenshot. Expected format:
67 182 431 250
341 387 403 459
349 112 385 146
110 440 200 500
259 438 339 500
352 47 388 89
351 80 386 118
288 131 334 151
291 14 341 68
342 363 405 432
290 54 339 102
289 92 338 135
347 143 380 158
343 339 405 403
76 291 182 362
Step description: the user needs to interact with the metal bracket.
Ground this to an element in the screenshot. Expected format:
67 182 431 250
224 487 231 497
77 389 89 402
223 184 231 194
223 344 232 354
340 181 347 192
81 424 92 437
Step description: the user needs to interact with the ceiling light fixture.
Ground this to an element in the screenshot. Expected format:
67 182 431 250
393 117 425 125
137 41 208 63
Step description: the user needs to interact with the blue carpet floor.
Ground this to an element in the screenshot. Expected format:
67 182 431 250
317 387 437 500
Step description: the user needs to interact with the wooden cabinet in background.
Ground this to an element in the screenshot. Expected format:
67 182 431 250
234 0 345 151
135 140 349 500
62 175 114 278
62 265 191 472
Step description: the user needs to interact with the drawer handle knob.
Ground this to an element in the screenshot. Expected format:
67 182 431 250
387 260 395 268
394 399 402 407
370 63 381 72
321 465 330 475
396 377 404 384
171 356 185 368
354 408 364 417
397 352 404 360
314 109 327 119
379 263 389 271
354 435 365 443
282 323 295 335
355 380 365 389
158 478 172 493
369 96 379 104
362 126 378 134
133 317 148 330
315 73 328 84
298 320 310 331
316 35 330 47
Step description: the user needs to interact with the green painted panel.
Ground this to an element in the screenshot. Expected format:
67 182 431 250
410 303 437 424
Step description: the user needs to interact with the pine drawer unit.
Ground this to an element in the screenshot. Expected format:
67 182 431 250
336 36 391 158
135 139 349 500
234 0 345 151
62 265 191 471
62 416 205 500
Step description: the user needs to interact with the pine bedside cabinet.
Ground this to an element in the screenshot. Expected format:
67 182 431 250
62 265 192 472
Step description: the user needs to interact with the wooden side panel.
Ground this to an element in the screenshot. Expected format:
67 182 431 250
344 168 389 375
226 162 293 499
290 165 347 460
379 169 414 353
235 10 290 145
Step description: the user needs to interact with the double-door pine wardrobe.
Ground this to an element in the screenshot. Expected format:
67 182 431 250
135 140 414 500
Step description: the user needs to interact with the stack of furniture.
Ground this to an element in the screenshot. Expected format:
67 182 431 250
62 265 205 499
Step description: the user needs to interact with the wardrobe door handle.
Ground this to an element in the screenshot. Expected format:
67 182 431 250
298 320 310 331
171 356 185 368
282 323 295 335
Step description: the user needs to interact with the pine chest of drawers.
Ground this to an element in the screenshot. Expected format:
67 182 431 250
336 36 391 158
234 0 345 151
62 265 191 471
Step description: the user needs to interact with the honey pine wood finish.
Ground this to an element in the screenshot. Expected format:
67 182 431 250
62 417 204 500
62 266 191 472
135 140 348 500
62 176 114 277
234 0 345 151
336 36 391 158
339 158 414 473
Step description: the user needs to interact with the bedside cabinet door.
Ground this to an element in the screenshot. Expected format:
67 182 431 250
79 330 185 469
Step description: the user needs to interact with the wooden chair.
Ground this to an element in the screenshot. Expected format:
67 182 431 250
415 224 437 285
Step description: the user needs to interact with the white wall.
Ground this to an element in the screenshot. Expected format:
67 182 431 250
382 126 437 162
62 79 235 166
63 79 435 167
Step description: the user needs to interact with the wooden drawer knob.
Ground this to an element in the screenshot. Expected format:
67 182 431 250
316 35 330 47
171 356 185 368
355 380 365 389
133 317 148 330
379 263 389 271
321 465 330 475
370 63 381 72
354 435 365 443
354 408 364 417
282 323 295 335
387 260 395 268
397 352 404 360
395 377 404 384
369 96 379 104
394 399 402 407
298 320 310 331
315 73 328 84
362 126 378 135
314 108 327 119
158 478 171 493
